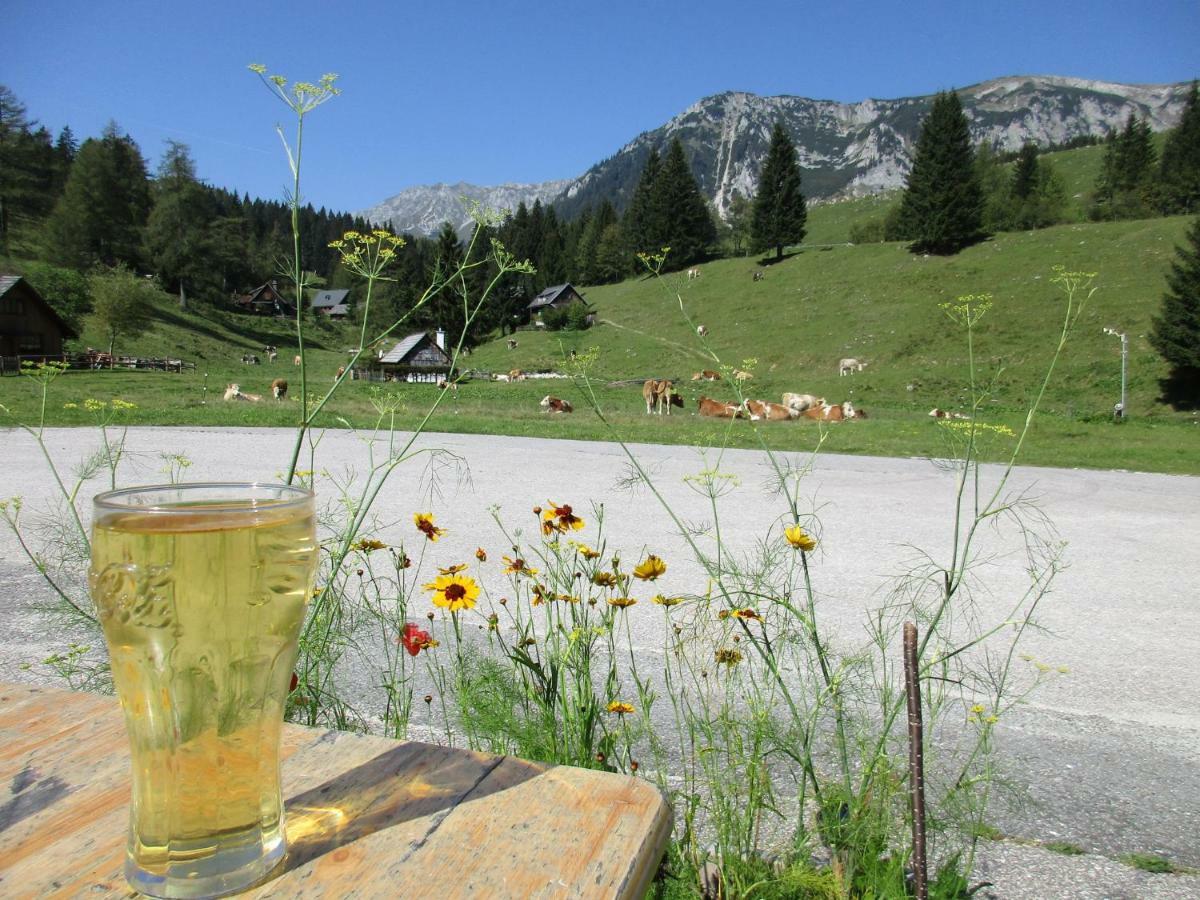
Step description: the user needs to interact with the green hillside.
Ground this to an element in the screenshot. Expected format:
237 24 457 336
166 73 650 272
2 213 1196 475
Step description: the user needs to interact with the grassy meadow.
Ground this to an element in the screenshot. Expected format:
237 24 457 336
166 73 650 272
3 203 1197 475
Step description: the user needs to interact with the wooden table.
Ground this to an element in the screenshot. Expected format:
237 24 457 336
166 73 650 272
0 682 671 898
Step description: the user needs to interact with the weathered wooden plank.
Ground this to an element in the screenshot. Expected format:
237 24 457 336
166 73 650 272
0 683 671 898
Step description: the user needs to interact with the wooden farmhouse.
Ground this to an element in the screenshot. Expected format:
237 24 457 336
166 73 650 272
373 331 451 382
0 275 78 369
233 280 296 317
527 283 588 321
310 288 351 318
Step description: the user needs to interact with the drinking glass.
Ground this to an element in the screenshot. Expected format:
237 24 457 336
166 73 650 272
89 483 317 899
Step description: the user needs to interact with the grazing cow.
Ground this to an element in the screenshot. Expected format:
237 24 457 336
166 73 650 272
264 345 278 363
928 408 970 420
696 325 708 337
687 268 701 280
506 339 518 350
336 366 346 379
733 369 753 382
691 370 720 381
642 379 683 415
752 271 764 282
745 400 795 421
698 396 745 419
271 379 288 401
241 353 260 365
293 354 302 366
508 369 526 382
782 392 824 413
223 383 262 402
540 395 573 413
494 373 510 383
838 358 867 376
437 378 457 393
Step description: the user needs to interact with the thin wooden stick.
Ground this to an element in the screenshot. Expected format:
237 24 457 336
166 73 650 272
904 621 929 900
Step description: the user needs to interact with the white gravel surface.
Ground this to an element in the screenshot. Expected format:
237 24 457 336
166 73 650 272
2 426 1198 896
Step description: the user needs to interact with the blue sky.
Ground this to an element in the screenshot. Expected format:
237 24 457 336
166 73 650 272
5 0 1197 213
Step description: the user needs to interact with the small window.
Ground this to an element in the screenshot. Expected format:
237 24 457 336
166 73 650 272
0 296 26 315
19 334 43 353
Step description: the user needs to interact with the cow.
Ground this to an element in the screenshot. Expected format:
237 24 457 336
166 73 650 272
293 355 302 367
802 403 845 422
687 268 701 280
691 370 720 381
271 379 288 401
336 366 346 379
697 325 708 337
540 395 573 413
241 354 260 365
733 369 754 382
698 396 746 419
752 271 764 282
745 400 795 421
223 383 262 402
437 378 457 393
508 369 526 382
929 408 970 420
264 345 278 363
506 339 518 350
782 393 825 413
642 379 683 415
839 358 867 376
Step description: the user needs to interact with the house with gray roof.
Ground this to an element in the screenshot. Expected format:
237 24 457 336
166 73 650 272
310 288 351 318
374 331 451 381
527 283 587 316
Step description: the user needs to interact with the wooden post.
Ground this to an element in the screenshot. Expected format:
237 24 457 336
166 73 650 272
904 621 928 900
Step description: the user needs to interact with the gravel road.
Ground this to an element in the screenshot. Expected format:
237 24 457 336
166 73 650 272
2 426 1197 898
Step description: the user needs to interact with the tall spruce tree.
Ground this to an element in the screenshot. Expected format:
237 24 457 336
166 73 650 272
1160 81 1200 214
896 91 984 255
750 123 807 260
654 138 715 267
1092 114 1158 220
622 147 664 264
145 141 221 302
1149 216 1200 406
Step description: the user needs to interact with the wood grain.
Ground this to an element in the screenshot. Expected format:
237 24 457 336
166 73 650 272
0 683 671 898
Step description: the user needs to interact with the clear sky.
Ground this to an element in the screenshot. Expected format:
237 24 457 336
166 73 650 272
5 0 1197 214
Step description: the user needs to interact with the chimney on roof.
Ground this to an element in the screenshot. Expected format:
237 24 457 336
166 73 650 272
435 328 446 351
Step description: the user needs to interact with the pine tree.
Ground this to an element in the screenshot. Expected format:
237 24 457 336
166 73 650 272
654 138 715 267
750 123 808 260
896 91 984 255
623 147 664 264
145 141 221 302
1160 81 1200 214
1092 114 1158 220
44 122 151 269
1149 217 1200 406
1012 144 1040 199
0 86 59 251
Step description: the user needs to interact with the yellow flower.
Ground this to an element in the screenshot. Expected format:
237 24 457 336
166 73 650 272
571 541 601 560
731 608 762 621
715 648 743 667
438 563 468 575
423 573 480 613
110 398 136 410
608 597 637 609
542 501 585 534
969 704 986 715
984 715 999 724
475 547 488 562
414 512 445 541
633 554 667 581
83 399 106 411
591 572 618 588
785 524 817 551
607 701 635 715
62 402 78 409
502 555 539 577
652 594 683 607
352 538 387 552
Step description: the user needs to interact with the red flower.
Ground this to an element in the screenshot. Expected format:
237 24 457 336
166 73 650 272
289 672 299 693
400 622 439 656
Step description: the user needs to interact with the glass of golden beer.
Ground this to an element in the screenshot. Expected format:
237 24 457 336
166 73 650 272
90 483 317 899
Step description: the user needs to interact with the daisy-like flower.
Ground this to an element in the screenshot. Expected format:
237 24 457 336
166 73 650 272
557 593 582 604
732 608 762 621
785 524 817 552
352 538 387 552
633 554 667 581
652 594 683 607
399 622 439 656
591 571 618 588
438 563 468 575
607 701 635 715
608 597 637 609
423 573 481 612
502 555 539 577
570 541 601 560
715 647 743 667
396 552 412 569
542 501 585 534
475 547 488 562
414 512 445 542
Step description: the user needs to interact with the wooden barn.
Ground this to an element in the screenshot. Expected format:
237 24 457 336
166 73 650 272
0 275 78 371
373 331 451 382
233 280 296 317
527 283 587 318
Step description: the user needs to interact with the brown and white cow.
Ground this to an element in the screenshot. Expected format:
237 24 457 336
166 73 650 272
223 383 262 402
293 354 302 366
509 369 526 382
642 379 683 415
540 395 573 413
271 379 288 401
745 400 795 421
929 408 970 420
782 392 824 413
687 268 701 280
696 324 708 337
691 370 720 382
506 339 518 350
698 396 745 419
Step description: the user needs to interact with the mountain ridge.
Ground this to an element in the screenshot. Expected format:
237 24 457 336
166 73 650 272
358 74 1193 235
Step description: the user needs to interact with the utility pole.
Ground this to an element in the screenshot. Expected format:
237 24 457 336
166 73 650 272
1103 328 1128 419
